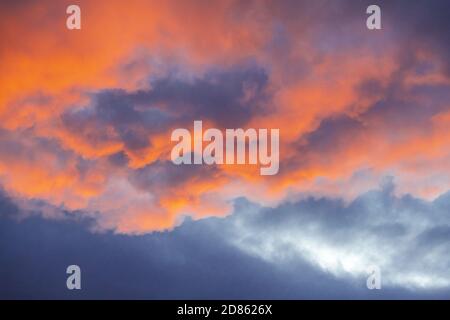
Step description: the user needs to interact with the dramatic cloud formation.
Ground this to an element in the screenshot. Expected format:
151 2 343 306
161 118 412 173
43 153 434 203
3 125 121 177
228 180 450 290
0 0 449 298
1 184 450 298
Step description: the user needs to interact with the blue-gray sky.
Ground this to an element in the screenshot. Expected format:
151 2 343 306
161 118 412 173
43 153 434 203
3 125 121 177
1 183 450 299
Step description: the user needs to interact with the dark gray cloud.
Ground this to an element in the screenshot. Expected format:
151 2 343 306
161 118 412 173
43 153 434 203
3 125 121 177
224 181 450 292
143 65 270 127
1 184 450 299
129 160 222 194
382 0 450 75
62 64 270 155
269 0 450 78
0 127 76 169
0 190 356 299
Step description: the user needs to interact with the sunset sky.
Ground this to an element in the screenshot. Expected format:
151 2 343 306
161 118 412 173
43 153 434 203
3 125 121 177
1 0 450 299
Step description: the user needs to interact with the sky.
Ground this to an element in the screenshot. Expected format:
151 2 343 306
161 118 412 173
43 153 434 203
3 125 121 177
0 0 450 299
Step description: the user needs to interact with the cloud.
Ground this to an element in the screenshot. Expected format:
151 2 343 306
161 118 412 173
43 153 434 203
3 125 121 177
60 64 269 160
0 0 449 235
225 180 450 290
1 184 450 298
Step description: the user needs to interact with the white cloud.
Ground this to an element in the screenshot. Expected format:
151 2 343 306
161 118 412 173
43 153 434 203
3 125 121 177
225 183 450 290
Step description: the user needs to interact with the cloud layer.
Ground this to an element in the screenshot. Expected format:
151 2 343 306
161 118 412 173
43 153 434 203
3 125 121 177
2 183 450 298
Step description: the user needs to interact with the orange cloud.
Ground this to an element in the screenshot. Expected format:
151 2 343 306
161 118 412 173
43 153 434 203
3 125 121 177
0 0 449 233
